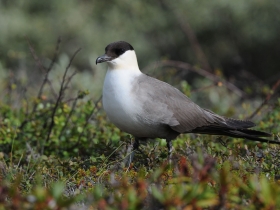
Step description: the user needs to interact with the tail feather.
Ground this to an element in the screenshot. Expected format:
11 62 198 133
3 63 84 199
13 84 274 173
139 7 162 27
191 127 279 144
232 129 271 137
190 121 279 144
225 118 256 129
189 110 280 144
204 109 256 129
223 130 272 141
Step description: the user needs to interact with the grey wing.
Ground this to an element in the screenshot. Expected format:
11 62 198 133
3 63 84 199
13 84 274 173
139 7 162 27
133 74 276 144
134 74 222 133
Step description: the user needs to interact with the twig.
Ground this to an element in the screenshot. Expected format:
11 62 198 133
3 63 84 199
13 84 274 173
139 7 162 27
22 88 29 118
73 96 102 150
26 37 57 99
162 0 212 72
26 37 46 73
19 38 61 132
43 48 81 153
191 83 219 93
143 60 245 97
64 71 78 92
58 94 80 139
64 97 80 103
247 79 280 120
36 37 61 102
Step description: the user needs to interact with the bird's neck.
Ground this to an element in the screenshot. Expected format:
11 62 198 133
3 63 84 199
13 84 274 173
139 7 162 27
107 50 141 74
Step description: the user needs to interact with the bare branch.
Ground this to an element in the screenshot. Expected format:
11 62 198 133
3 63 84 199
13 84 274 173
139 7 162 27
63 71 78 94
162 1 212 72
58 94 80 139
191 83 219 93
36 37 61 101
44 48 81 152
26 37 46 73
143 60 245 97
66 96 102 152
76 96 102 144
19 38 61 131
247 79 280 120
47 37 61 72
26 37 60 106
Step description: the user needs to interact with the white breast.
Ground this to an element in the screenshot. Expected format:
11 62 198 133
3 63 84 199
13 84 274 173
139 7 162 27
102 68 145 136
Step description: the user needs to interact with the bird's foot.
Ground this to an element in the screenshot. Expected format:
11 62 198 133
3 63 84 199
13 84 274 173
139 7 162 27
124 144 134 168
167 140 174 163
133 138 140 150
124 138 141 167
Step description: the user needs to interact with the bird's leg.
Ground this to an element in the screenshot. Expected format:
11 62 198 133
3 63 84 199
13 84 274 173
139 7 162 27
166 140 173 160
133 138 140 151
125 137 140 167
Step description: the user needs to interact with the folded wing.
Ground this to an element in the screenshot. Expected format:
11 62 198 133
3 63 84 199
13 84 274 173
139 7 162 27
135 74 279 144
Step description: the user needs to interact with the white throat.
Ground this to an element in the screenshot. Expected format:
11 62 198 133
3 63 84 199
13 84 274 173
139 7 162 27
107 50 141 72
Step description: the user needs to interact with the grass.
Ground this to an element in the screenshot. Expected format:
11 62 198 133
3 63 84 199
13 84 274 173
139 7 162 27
0 41 280 210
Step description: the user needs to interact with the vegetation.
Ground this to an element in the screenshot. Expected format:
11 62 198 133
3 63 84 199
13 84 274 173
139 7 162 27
0 1 280 209
0 39 279 209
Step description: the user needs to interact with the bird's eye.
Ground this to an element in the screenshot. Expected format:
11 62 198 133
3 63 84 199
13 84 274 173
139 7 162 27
116 48 125 55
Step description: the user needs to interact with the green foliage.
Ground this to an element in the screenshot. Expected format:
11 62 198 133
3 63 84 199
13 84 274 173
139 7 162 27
0 71 279 209
0 89 129 159
259 98 280 133
0 46 279 209
2 144 280 209
0 1 280 209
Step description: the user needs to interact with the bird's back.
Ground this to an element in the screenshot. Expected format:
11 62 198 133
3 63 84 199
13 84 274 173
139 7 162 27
132 74 218 132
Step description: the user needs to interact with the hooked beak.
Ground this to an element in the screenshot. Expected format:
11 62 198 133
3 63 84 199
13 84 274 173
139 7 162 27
96 54 112 65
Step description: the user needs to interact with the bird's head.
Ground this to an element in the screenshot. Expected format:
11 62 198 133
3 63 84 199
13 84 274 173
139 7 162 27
96 41 139 70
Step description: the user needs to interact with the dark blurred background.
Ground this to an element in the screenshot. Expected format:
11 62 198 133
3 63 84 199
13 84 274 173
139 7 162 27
0 0 279 114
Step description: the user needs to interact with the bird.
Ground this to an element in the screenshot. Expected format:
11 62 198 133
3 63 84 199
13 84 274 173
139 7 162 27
96 41 279 158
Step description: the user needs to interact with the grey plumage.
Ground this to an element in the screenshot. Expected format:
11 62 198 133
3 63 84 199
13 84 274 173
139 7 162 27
133 74 275 143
